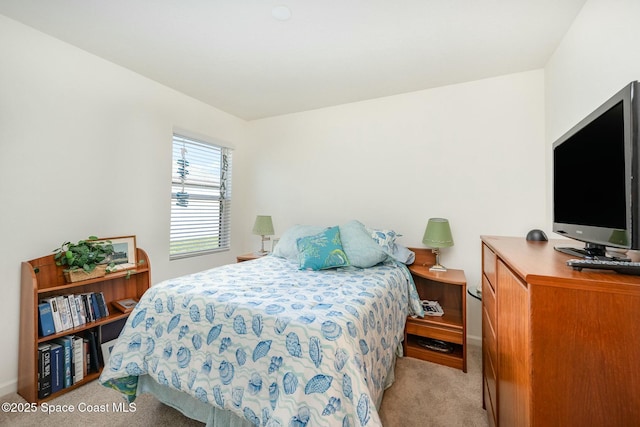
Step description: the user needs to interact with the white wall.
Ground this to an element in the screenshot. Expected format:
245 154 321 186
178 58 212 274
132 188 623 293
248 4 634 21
545 0 640 227
0 15 249 395
246 70 547 346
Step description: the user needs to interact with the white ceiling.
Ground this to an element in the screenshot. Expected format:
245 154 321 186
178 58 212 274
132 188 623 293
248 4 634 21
0 0 586 120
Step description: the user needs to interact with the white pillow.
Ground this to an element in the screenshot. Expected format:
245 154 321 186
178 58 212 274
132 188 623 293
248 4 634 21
271 225 327 260
339 220 389 268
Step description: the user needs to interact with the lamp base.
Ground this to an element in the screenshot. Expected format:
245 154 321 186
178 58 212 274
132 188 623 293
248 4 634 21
429 263 447 272
429 248 447 271
255 235 271 256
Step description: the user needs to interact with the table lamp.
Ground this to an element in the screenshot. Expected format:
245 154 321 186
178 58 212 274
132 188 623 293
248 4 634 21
422 218 454 271
252 215 274 255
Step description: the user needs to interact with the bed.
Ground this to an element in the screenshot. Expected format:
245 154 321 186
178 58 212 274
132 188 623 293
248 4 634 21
100 221 424 426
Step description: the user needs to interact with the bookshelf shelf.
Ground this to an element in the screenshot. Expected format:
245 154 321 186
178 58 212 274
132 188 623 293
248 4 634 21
36 312 130 344
35 266 149 294
44 372 101 402
18 248 151 403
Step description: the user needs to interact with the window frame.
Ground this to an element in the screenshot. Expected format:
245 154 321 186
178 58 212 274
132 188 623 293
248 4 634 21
169 132 232 260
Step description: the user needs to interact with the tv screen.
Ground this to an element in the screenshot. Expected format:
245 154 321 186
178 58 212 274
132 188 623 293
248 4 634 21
552 81 639 258
553 101 626 230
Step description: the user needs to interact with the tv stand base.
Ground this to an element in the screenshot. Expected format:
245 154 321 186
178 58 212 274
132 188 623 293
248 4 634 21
554 245 630 262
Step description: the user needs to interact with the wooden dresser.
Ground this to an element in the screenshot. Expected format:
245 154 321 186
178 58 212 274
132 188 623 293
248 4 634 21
481 236 640 427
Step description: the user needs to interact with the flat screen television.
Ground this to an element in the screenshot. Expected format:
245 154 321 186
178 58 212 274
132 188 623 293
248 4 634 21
553 81 639 259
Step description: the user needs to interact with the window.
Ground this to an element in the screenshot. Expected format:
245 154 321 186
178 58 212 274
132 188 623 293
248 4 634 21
170 133 232 259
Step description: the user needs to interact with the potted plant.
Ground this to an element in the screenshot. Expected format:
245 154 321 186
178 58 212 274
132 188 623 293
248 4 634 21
53 236 116 283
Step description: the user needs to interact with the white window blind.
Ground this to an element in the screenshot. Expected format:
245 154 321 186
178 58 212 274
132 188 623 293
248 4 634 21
170 134 232 259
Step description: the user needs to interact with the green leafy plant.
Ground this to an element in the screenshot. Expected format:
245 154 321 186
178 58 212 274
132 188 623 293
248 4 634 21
53 236 115 273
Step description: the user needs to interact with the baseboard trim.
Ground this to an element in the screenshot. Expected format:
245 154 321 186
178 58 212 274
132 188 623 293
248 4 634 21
467 334 481 347
0 379 17 399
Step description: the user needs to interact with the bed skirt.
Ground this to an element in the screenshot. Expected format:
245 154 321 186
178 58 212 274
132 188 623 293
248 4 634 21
137 351 399 426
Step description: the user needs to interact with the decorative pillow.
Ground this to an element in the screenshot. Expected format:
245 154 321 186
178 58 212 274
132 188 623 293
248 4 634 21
296 226 349 270
339 220 389 268
272 225 327 260
367 227 401 253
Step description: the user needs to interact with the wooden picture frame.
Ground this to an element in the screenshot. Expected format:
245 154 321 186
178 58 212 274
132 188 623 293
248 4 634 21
101 338 118 367
113 298 138 314
95 235 137 270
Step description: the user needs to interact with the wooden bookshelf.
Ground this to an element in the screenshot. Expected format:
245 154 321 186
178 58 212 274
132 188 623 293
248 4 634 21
18 248 151 403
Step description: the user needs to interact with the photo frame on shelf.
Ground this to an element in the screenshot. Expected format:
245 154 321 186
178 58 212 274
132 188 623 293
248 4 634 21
101 338 118 367
95 235 137 270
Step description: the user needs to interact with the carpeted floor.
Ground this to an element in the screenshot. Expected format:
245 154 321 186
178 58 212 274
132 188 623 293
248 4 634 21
0 345 488 426
379 345 488 426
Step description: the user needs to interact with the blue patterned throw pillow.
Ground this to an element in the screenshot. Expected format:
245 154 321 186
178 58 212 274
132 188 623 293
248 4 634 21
296 226 350 270
367 227 401 253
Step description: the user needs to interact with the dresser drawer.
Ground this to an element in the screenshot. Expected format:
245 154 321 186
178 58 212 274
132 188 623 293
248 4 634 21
483 314 497 426
483 349 497 426
484 377 497 427
483 308 497 373
482 275 496 328
483 244 497 292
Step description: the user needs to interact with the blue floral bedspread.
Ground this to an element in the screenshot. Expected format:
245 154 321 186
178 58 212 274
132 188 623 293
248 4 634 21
100 256 422 426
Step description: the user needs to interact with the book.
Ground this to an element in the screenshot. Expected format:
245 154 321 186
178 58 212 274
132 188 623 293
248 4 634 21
84 330 100 373
37 343 52 399
53 336 73 388
72 336 84 383
80 293 94 323
38 302 56 337
101 292 109 316
74 294 84 325
422 300 445 317
75 295 87 325
95 292 109 318
66 295 81 327
41 297 62 333
89 293 102 320
49 343 64 394
112 298 138 314
83 338 89 377
56 296 73 331
56 296 69 330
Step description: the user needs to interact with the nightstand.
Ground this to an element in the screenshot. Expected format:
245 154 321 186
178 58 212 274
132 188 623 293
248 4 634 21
236 253 267 263
404 248 467 372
